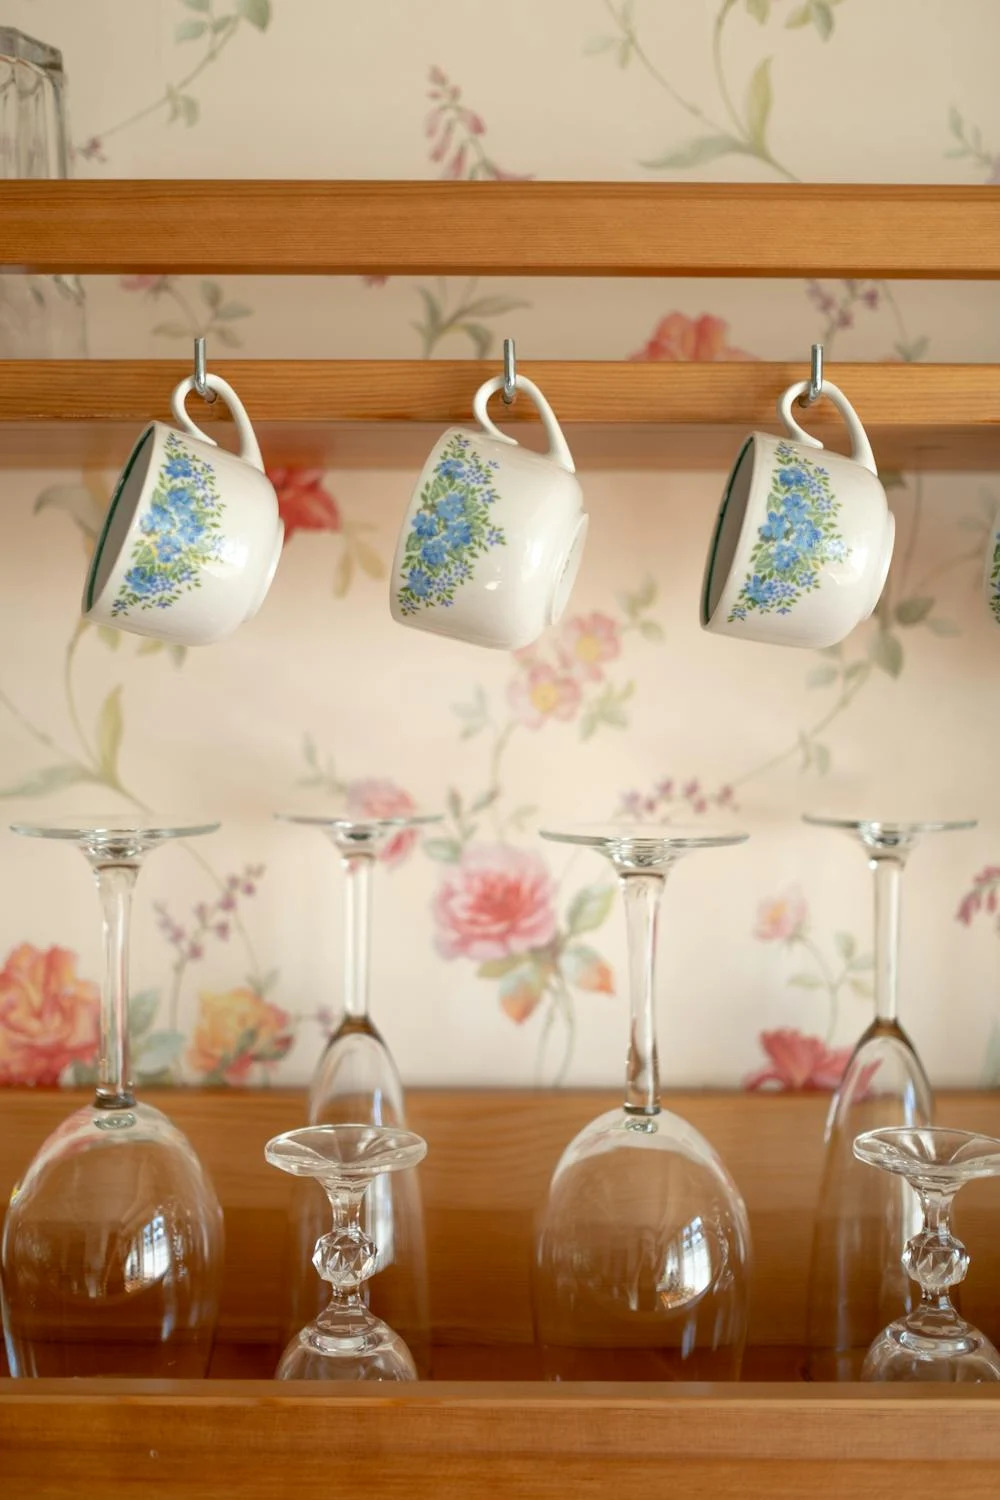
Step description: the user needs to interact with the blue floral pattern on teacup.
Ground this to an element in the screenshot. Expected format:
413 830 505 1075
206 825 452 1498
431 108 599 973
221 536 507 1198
988 534 1000 624
111 432 226 617
396 434 506 615
728 441 846 623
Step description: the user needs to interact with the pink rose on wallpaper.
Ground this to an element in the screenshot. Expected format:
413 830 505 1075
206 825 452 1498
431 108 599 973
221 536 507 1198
119 274 168 293
434 844 557 961
345 778 419 867
508 660 582 729
744 1028 852 1092
755 888 808 943
268 469 341 542
629 311 754 363
558 612 622 681
0 943 100 1086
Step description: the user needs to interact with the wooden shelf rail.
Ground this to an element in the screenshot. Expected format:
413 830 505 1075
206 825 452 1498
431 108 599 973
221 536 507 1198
1 182 998 278
0 360 996 470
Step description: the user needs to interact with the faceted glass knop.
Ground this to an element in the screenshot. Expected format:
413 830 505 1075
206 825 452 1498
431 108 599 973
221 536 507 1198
312 1227 378 1288
901 1229 969 1293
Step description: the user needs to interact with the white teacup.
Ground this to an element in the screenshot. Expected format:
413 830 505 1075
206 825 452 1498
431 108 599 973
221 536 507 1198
701 380 895 650
389 374 588 650
83 374 284 646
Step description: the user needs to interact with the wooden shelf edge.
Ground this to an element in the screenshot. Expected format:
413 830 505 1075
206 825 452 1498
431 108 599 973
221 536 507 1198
0 361 996 471
1 181 999 277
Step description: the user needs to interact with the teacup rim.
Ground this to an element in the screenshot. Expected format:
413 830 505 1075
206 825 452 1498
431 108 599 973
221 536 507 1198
83 419 162 614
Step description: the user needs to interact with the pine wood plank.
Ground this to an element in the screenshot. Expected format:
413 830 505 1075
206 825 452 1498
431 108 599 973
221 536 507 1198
1 1088 998 1354
1 182 998 277
0 360 996 470
1 1381 999 1499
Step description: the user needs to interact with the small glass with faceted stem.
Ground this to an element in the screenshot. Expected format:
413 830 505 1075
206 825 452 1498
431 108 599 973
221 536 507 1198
277 811 439 1374
802 816 976 1381
266 1124 428 1380
532 825 752 1380
855 1127 1000 1381
0 816 224 1377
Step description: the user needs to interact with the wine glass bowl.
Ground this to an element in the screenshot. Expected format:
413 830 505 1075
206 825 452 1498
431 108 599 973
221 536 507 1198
276 809 439 1372
532 825 751 1381
0 816 224 1378
2 1101 223 1377
801 815 975 1381
266 1124 427 1382
854 1126 1000 1382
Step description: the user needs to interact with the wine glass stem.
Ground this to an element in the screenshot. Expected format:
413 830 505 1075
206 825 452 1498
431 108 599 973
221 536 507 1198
342 851 374 1022
621 870 664 1117
322 1180 370 1311
871 854 903 1026
93 858 139 1110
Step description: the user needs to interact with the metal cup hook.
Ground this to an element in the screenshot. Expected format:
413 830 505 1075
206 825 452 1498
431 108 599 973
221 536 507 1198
502 337 517 406
193 336 217 404
797 343 824 408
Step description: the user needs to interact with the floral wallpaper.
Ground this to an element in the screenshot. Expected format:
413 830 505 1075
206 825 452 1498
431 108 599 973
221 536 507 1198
0 0 999 1095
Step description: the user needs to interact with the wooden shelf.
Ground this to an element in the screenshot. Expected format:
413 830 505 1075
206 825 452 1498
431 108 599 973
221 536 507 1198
1 182 998 278
1 360 996 470
1 1088 1000 1497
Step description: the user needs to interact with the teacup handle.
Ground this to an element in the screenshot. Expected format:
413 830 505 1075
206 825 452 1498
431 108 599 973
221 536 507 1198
170 373 264 472
777 379 877 476
472 374 576 475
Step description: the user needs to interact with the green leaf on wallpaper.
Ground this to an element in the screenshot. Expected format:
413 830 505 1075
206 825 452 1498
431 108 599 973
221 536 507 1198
639 619 664 642
182 0 212 11
470 788 499 815
129 989 161 1038
579 680 634 740
785 2 814 28
97 625 121 652
34 481 103 541
834 931 856 962
812 741 830 774
135 1030 185 1077
200 280 222 310
567 883 615 936
895 596 934 626
787 973 824 989
456 322 492 359
806 663 838 689
504 803 539 832
583 35 618 54
96 685 124 784
152 320 193 338
926 617 961 637
351 536 385 580
744 57 773 153
477 954 525 979
843 660 868 685
620 574 656 618
424 837 463 865
616 40 634 68
640 135 747 171
212 324 242 348
746 0 771 22
0 763 95 799
894 337 929 362
332 547 354 597
175 18 208 41
215 301 253 320
849 977 873 998
880 470 907 491
948 105 964 139
870 630 903 678
237 0 272 30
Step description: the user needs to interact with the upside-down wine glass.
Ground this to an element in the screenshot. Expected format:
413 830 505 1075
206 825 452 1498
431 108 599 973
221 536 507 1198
532 825 752 1380
855 1126 1000 1381
1 816 224 1377
277 810 439 1375
802 816 975 1381
266 1124 428 1380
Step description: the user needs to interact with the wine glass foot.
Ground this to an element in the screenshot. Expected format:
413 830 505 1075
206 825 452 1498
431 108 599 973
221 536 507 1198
276 1312 418 1381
